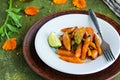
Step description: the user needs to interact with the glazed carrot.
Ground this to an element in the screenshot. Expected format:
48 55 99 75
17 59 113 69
56 49 74 57
94 34 102 55
89 42 96 49
62 32 71 50
75 43 82 57
91 50 98 59
59 56 83 63
87 48 92 57
81 36 91 60
61 26 77 34
85 27 94 41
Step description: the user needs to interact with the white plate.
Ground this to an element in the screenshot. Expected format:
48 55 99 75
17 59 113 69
35 14 120 75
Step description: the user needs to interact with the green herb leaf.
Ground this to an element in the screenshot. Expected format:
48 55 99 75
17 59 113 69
8 11 22 27
0 0 22 43
6 8 21 13
8 31 14 38
1 33 5 37
0 27 4 34
6 24 19 33
0 27 6 38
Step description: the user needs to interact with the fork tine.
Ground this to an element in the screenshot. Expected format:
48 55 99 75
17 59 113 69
102 47 110 61
103 50 109 61
103 47 115 61
104 49 111 61
107 50 113 61
108 49 115 60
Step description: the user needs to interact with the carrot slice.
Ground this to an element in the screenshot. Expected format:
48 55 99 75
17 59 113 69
81 36 91 60
91 50 98 59
57 49 74 57
85 27 94 41
87 48 92 57
75 43 82 57
61 26 77 34
89 42 96 49
94 34 102 55
59 56 83 63
62 32 71 50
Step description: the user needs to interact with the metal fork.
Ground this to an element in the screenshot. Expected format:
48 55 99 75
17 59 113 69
88 9 115 61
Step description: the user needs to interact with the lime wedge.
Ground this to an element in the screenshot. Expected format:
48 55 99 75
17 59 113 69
48 32 62 48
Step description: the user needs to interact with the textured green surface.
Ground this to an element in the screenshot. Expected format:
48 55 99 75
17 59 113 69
0 0 120 80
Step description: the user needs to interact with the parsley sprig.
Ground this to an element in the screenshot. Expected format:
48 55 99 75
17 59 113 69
0 0 22 40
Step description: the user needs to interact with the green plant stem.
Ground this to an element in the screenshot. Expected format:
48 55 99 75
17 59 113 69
9 0 12 9
5 28 9 39
1 0 12 39
3 0 12 26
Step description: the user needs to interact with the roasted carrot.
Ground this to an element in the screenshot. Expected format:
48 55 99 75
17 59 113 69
56 49 74 57
94 34 102 55
89 42 96 49
81 36 91 60
61 26 77 34
75 43 82 57
91 50 98 59
87 48 92 57
85 27 94 41
62 32 71 50
59 56 83 63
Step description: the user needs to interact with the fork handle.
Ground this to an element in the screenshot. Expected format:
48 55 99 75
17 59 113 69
88 9 103 39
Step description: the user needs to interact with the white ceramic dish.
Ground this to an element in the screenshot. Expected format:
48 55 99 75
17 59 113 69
35 14 120 75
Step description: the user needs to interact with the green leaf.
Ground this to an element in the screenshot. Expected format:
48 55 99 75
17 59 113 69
74 28 85 44
0 27 4 34
0 28 5 39
8 31 14 38
6 24 19 33
8 11 22 27
1 33 5 37
6 8 21 13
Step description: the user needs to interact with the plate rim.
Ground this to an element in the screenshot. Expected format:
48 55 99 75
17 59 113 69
23 10 120 80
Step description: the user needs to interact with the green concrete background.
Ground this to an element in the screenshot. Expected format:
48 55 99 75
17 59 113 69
0 0 120 80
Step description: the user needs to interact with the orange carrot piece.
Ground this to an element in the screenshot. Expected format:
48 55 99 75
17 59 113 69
75 43 82 57
59 56 83 63
94 34 102 55
81 36 91 60
61 26 77 34
89 42 96 49
87 48 92 57
85 27 94 41
56 49 74 57
63 32 71 50
91 50 98 59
